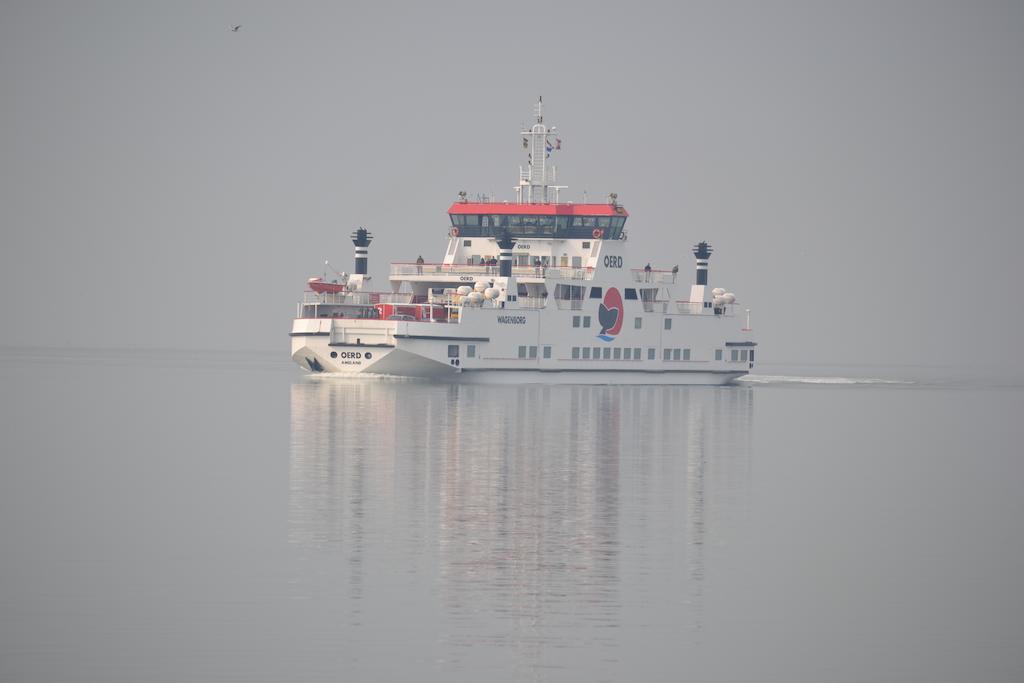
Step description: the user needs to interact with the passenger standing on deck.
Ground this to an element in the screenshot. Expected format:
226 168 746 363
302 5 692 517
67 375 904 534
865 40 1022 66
644 263 652 282
672 264 679 282
416 255 424 275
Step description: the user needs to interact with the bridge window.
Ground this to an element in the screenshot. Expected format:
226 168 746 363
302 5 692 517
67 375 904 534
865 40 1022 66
625 288 637 300
589 287 603 299
555 284 585 301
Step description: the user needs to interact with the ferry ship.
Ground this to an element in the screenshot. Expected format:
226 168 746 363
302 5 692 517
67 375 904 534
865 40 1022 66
290 99 757 383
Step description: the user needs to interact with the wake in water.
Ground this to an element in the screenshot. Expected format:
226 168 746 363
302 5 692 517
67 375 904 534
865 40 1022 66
738 375 914 386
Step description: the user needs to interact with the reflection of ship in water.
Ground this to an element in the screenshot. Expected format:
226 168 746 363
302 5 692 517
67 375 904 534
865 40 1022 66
288 379 753 663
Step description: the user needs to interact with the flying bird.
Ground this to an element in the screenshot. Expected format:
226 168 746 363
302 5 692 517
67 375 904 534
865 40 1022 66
231 25 242 32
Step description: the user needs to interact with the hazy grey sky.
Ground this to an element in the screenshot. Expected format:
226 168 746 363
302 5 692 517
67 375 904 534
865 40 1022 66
2 0 1022 367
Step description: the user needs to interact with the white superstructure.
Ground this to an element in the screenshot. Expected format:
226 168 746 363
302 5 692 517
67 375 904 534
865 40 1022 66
290 100 757 384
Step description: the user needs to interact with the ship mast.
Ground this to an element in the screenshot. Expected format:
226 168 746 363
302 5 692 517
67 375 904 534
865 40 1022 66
516 96 567 204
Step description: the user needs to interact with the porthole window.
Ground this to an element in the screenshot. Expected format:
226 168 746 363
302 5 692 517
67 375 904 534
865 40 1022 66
330 351 338 358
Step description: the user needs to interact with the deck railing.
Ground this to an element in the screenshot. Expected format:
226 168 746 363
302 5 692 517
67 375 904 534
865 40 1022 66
390 263 595 281
630 269 679 284
302 291 414 306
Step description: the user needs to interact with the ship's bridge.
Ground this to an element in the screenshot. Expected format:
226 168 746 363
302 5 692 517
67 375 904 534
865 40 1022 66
448 202 628 240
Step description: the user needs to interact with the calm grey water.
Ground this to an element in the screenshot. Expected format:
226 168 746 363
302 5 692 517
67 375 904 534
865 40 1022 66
1 349 1022 682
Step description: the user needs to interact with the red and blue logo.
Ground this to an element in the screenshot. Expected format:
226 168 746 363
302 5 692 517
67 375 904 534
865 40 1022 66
597 287 624 341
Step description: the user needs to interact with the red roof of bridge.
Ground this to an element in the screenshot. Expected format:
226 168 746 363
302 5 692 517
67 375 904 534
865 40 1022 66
448 202 629 217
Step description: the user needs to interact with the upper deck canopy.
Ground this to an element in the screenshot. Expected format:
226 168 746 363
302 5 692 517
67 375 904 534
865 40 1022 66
448 202 628 240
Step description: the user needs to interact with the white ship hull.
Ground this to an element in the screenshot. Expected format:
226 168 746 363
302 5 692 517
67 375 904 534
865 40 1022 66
291 311 753 385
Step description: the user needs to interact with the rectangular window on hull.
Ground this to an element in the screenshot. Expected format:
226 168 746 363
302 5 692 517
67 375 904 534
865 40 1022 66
543 346 551 359
715 349 723 361
583 316 591 328
623 348 632 360
592 347 600 359
572 347 580 359
683 348 691 361
634 317 642 329
519 346 527 359
572 315 580 328
648 348 656 360
663 348 671 361
603 348 611 360
529 346 538 359
467 345 476 358
740 349 748 361
673 348 681 361
634 347 641 360
582 347 591 359
448 345 459 358
613 348 622 360
731 349 739 361
664 318 672 330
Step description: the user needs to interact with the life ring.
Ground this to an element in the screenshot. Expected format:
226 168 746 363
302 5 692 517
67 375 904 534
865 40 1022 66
592 228 604 239
450 226 460 237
